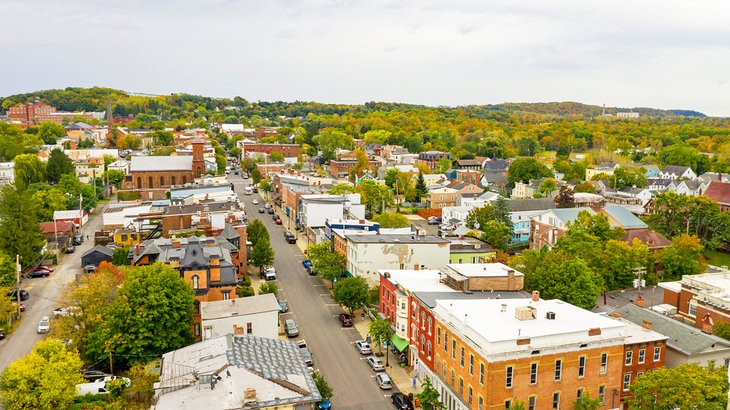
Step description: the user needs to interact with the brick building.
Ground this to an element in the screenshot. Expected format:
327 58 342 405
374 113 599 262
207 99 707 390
615 318 667 406
660 271 730 332
7 101 99 124
241 142 300 158
328 158 381 179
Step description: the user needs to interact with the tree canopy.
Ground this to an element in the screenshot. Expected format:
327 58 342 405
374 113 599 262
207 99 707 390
628 363 728 409
332 277 369 315
372 212 411 228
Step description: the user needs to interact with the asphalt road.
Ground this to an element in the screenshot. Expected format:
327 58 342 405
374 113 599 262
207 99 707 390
230 174 397 410
0 203 106 372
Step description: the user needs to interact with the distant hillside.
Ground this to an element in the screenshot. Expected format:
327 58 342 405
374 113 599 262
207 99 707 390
0 87 706 119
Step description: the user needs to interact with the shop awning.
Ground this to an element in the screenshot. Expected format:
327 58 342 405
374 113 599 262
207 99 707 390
390 333 409 352
342 270 354 278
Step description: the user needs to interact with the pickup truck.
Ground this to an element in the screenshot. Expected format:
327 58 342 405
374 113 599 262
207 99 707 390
296 340 313 366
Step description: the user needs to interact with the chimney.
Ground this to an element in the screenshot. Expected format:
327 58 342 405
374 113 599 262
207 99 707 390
172 240 181 249
134 244 140 255
642 320 652 331
635 295 645 308
414 264 420 270
507 269 515 290
531 290 540 302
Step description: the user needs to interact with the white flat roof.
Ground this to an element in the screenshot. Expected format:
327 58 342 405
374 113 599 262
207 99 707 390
380 269 452 293
446 263 524 278
130 155 192 172
200 294 280 320
658 281 682 293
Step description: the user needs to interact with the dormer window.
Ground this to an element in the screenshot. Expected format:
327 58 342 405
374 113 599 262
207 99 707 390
192 275 200 289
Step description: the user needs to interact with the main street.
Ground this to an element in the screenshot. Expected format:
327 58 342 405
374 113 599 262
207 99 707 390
0 203 106 372
229 173 396 410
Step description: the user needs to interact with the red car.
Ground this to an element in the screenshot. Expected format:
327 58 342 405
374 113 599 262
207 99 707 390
339 313 353 327
35 265 54 273
275 217 283 225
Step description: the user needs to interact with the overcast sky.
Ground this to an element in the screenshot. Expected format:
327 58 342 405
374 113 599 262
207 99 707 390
2 0 729 116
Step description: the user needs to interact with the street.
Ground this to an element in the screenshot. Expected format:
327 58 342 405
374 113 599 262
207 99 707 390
0 203 106 372
230 174 397 410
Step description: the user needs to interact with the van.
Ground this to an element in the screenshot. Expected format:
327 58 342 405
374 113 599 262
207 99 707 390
264 267 276 281
76 376 130 396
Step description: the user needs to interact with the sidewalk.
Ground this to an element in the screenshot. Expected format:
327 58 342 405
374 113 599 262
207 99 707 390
352 313 420 398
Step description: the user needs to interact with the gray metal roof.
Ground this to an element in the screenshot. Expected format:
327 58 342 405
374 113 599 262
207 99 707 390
346 233 449 244
615 303 730 355
414 290 530 308
507 198 554 212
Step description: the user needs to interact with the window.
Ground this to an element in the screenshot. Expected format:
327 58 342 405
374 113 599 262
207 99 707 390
600 353 608 374
451 370 455 387
638 349 645 364
478 396 484 410
222 291 230 300
427 341 432 358
442 362 447 378
530 363 538 385
420 335 425 352
460 347 465 367
688 299 698 317
459 378 463 395
653 346 661 362
436 356 440 370
479 363 485 385
194 323 200 337
552 392 560 409
437 328 441 345
421 312 426 328
192 275 200 289
182 175 188 184
576 388 583 404
468 386 473 405
148 176 153 188
625 351 633 365
452 340 456 359
528 396 536 410
623 373 631 390
444 333 448 352
171 176 176 185
469 354 474 375
554 359 562 381
578 356 586 377
136 177 142 189
428 317 432 334
246 322 253 335
598 385 606 404
505 366 514 388
505 399 512 409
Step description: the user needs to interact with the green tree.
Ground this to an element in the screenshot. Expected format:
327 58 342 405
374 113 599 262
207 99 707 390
479 220 512 251
613 166 648 189
536 178 558 198
258 179 273 196
250 237 275 274
524 252 602 310
657 144 711 174
0 123 42 161
86 263 195 369
0 186 45 267
572 391 601 410
712 322 730 341
103 169 125 187
368 316 392 354
112 246 131 266
628 363 728 409
516 137 543 156
372 212 411 228
601 239 652 290
215 154 226 173
415 172 428 202
659 234 706 279
149 130 174 146
356 179 391 213
574 181 596 193
45 148 74 184
0 253 16 287
465 205 496 229
268 152 285 163
433 158 453 174
37 122 66 145
30 187 67 222
312 129 353 163
312 371 333 404
0 339 84 410
332 277 369 315
329 183 356 195
416 376 445 410
258 282 278 296
13 154 46 190
247 220 269 247
507 157 552 184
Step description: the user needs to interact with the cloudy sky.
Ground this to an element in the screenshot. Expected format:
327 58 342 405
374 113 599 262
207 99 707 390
1 0 729 115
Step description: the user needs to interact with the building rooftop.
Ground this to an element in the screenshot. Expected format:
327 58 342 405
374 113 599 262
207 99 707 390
347 234 449 244
130 155 192 172
201 294 280 321
681 272 730 308
507 198 554 212
600 204 648 229
380 269 449 294
446 263 524 278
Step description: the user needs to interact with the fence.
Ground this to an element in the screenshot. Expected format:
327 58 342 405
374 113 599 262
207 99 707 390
417 208 442 219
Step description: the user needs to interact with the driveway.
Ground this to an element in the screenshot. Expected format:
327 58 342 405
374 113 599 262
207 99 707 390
231 175 397 409
0 202 107 372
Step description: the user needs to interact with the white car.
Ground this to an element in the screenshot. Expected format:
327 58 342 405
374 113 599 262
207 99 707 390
252 199 260 205
376 372 393 390
37 316 50 333
366 356 385 372
354 340 372 355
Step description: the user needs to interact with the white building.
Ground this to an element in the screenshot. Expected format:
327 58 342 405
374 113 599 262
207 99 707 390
298 194 365 228
102 203 154 230
200 294 280 341
106 159 130 174
660 165 697 181
0 162 14 186
346 234 450 284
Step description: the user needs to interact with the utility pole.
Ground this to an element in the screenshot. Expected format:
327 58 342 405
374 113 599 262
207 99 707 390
15 255 21 316
109 351 114 376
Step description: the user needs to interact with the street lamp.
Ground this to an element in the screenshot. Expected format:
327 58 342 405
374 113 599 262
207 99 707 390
385 328 391 367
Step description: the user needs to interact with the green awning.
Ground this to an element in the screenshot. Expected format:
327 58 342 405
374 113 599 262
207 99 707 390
390 333 409 352
342 270 354 278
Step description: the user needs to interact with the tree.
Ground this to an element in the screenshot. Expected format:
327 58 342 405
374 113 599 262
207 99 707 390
657 144 711 174
112 246 131 266
574 181 596 193
329 183 356 195
37 122 66 145
372 212 411 228
215 154 226 173
348 148 370 182
572 391 601 410
368 316 392 354
415 172 428 202
524 252 602 310
659 234 706 279
479 220 512 251
268 152 285 163
712 322 730 341
507 157 552 184
258 179 273 197
258 282 278 296
613 166 648 189
0 252 16 287
149 130 174 146
117 134 142 150
516 137 543 156
312 371 333 405
433 158 453 174
416 376 445 410
250 237 275 274
312 129 353 163
45 148 74 184
0 186 45 268
332 277 369 315
13 154 46 190
0 339 84 410
536 178 557 198
554 186 575 208
250 168 261 184
30 187 66 222
356 179 391 213
103 169 125 187
247 220 269 247
628 363 728 409
85 263 195 369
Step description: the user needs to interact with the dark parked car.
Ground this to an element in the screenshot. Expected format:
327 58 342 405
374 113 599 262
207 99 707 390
252 186 258 193
27 269 50 278
0 328 5 340
66 245 76 253
339 313 353 327
284 232 296 244
267 208 275 215
7 289 29 301
72 235 84 246
391 393 413 409
82 370 109 382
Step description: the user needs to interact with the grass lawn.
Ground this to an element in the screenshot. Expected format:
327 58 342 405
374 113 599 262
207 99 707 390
704 249 730 267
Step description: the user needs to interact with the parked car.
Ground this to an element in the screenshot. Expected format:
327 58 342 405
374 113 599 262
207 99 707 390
27 269 50 278
278 299 288 313
37 316 50 333
258 207 265 213
366 356 385 372
7 289 29 301
84 265 97 273
35 265 54 273
252 187 258 193
242 173 249 179
427 216 442 225
66 245 76 253
284 319 299 337
72 235 84 246
267 208 275 214
234 170 239 175
302 259 313 269
12 302 25 312
76 376 130 396
297 340 313 366
252 198 260 205
264 203 272 209
284 232 296 244
274 217 282 225
375 372 393 390
0 328 5 340
318 400 332 409
354 340 372 355
82 370 109 383
391 393 412 409
263 267 276 281
339 313 353 327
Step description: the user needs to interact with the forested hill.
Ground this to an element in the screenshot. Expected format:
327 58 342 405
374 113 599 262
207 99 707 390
0 87 705 119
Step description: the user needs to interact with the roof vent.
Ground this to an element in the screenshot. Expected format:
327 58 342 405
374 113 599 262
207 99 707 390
546 311 556 320
500 303 507 312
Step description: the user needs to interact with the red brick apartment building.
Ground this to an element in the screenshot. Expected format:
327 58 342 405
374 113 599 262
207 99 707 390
241 142 300 158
